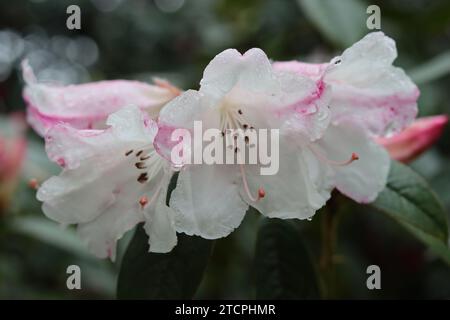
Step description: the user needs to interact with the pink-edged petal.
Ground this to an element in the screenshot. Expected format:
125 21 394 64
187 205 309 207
273 32 419 136
22 60 177 136
377 115 448 163
324 32 419 136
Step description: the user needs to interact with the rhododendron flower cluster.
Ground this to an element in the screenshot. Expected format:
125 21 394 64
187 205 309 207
23 32 424 259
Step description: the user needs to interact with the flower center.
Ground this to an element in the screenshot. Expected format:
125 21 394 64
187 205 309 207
219 102 265 202
125 148 166 208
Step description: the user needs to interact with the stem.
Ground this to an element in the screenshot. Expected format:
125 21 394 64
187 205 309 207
319 193 340 298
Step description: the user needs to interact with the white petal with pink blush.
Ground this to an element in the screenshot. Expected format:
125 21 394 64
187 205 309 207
274 32 419 136
22 60 179 136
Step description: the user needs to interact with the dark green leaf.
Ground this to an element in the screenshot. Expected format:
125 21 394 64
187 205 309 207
255 218 320 299
117 225 212 299
372 161 450 264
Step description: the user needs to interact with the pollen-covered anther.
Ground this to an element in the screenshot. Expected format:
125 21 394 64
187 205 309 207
139 196 148 208
28 178 39 190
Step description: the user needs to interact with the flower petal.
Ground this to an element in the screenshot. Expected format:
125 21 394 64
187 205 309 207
143 178 178 253
315 121 390 203
22 60 177 136
171 164 248 239
324 32 419 135
247 138 333 219
200 48 276 99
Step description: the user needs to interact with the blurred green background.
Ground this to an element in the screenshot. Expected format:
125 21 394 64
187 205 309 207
0 0 449 299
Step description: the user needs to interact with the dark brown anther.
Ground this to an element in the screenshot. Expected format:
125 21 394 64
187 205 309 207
234 147 239 153
140 155 150 161
243 124 248 129
137 173 148 183
245 136 249 144
125 150 133 156
135 162 147 169
136 150 143 157
238 109 243 115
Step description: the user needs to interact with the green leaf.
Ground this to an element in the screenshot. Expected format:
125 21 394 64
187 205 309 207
409 51 450 85
254 218 320 299
372 160 450 264
297 0 367 47
117 225 213 299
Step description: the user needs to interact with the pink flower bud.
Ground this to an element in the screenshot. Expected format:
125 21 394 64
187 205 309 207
0 113 27 211
376 115 448 163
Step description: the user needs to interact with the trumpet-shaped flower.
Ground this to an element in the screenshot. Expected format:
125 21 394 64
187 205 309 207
156 48 335 239
36 106 177 260
22 60 180 136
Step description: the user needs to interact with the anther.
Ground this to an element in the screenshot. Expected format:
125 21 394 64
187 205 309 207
258 187 266 200
140 155 150 161
136 150 143 157
137 173 148 183
238 109 243 115
139 196 148 208
125 150 133 156
135 162 147 169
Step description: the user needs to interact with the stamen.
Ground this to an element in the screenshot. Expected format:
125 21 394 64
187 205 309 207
137 173 148 183
309 146 359 166
125 150 133 156
238 109 243 115
136 150 143 157
135 162 147 169
239 164 265 202
140 155 151 161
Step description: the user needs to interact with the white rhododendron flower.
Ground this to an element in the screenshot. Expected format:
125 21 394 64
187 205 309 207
36 106 177 260
274 32 419 203
22 60 180 136
156 48 335 239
